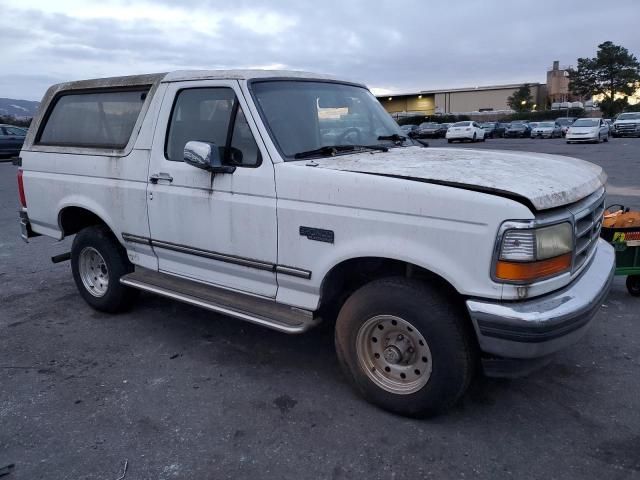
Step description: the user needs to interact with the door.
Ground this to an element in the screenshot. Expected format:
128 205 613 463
147 80 278 298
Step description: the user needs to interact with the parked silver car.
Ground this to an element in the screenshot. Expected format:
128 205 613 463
531 121 562 139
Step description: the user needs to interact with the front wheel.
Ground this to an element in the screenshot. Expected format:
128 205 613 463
335 277 476 417
71 225 138 312
627 276 640 296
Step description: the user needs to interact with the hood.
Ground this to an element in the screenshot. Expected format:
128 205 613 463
569 126 598 133
294 146 606 211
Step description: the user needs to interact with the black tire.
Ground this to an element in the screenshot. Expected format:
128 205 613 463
71 225 138 313
472 133 477 142
626 276 640 296
335 277 476 417
447 139 452 143
604 134 609 142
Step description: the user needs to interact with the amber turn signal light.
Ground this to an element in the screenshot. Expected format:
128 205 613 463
495 252 572 282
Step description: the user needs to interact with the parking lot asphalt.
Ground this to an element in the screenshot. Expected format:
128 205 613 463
1 138 639 480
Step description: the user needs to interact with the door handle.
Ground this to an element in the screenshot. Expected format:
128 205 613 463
149 172 173 184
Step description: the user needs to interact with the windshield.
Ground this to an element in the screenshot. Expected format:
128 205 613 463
453 122 470 127
617 113 640 121
420 122 437 128
556 118 573 125
538 122 555 127
251 80 406 159
572 119 598 127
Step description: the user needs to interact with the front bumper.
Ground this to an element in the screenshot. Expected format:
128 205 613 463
613 129 640 137
466 239 614 361
566 135 597 142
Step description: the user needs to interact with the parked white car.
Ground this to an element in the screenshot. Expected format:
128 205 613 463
17 70 614 417
566 118 610 143
446 121 485 143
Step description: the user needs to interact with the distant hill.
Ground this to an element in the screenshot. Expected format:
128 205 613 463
0 98 40 118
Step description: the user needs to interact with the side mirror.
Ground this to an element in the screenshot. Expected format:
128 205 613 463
184 141 236 174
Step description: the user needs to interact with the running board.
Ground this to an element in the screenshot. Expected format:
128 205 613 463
120 268 317 334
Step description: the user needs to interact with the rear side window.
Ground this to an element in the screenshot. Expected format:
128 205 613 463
37 88 149 148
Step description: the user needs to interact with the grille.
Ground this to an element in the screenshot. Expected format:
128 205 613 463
616 123 638 132
573 195 605 271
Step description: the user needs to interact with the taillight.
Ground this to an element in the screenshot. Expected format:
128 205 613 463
17 169 26 207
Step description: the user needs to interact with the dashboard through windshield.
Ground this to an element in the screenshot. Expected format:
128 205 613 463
250 80 408 160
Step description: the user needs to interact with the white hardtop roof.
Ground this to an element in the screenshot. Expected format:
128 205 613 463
46 70 364 92
161 69 351 83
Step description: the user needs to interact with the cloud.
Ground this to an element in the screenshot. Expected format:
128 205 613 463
1 0 639 100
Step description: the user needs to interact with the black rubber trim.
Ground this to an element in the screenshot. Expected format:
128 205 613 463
350 171 538 212
120 233 311 279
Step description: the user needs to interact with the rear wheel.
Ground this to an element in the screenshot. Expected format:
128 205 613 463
71 225 138 312
626 276 640 296
335 277 475 417
447 139 452 143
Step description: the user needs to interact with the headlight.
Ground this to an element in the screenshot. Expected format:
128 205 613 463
495 222 573 283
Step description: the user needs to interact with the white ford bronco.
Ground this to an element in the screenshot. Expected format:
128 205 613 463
18 70 615 417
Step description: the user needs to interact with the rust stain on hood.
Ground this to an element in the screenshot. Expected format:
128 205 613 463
293 147 607 211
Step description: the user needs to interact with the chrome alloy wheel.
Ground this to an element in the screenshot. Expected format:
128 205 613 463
356 315 433 395
78 247 109 297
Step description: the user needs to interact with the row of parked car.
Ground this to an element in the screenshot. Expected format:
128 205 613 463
400 112 640 143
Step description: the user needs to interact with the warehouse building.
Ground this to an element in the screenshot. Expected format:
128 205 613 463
378 83 547 116
375 61 584 116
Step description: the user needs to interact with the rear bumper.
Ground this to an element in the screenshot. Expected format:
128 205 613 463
19 209 39 243
446 133 474 140
466 239 615 362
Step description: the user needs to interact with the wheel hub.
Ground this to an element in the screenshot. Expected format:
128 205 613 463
383 345 403 364
355 315 433 395
78 246 109 298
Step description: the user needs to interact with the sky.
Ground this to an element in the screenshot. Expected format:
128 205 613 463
1 0 639 101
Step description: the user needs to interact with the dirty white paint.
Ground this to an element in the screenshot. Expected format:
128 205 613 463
300 146 606 210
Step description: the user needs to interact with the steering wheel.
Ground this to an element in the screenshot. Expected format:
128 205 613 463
336 127 362 145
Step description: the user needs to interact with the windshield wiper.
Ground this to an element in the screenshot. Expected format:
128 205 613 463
293 144 388 159
377 134 407 142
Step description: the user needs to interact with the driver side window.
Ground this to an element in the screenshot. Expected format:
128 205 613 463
166 87 260 167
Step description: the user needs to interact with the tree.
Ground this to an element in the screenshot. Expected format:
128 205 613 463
569 41 640 116
507 84 533 112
